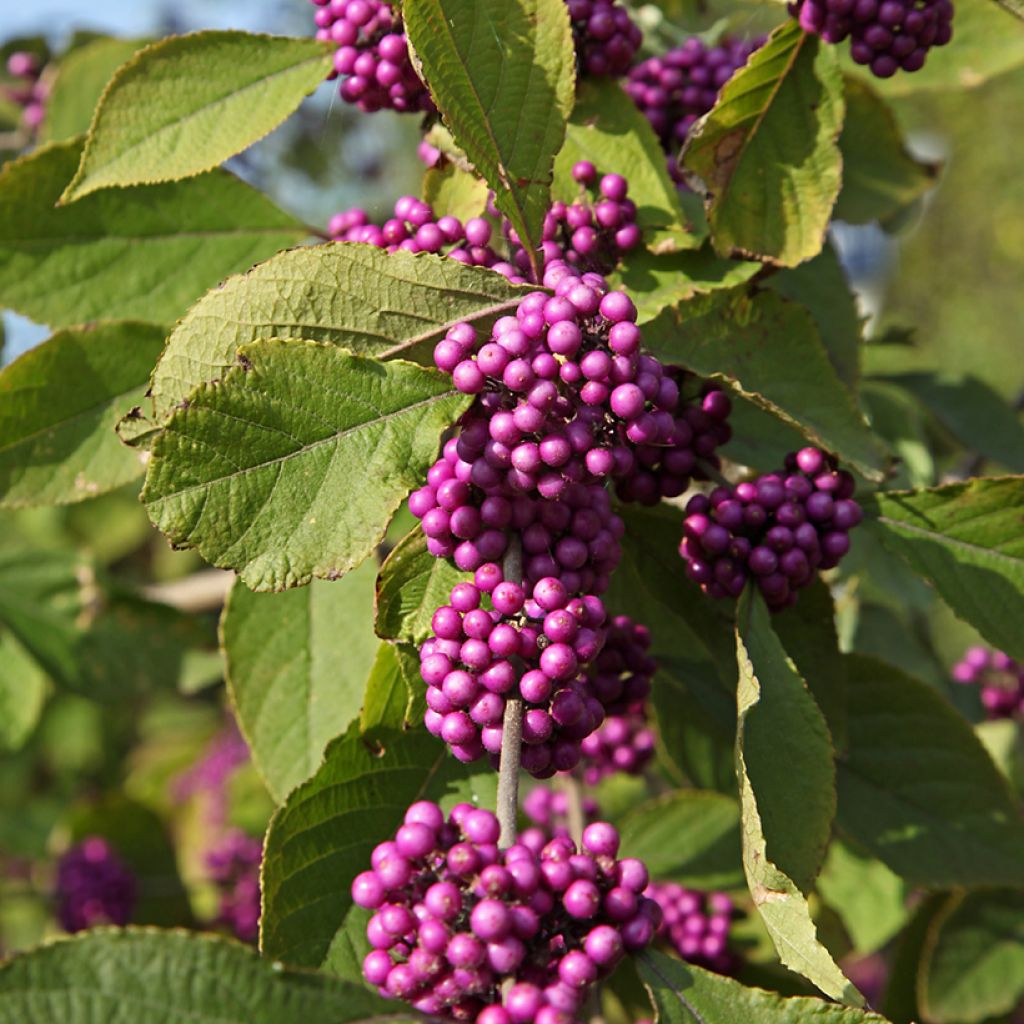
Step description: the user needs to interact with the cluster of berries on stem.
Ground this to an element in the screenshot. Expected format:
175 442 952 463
5 51 47 136
679 447 862 610
952 647 1024 719
645 883 740 975
353 802 658 1024
55 837 136 933
567 0 643 78
205 830 263 943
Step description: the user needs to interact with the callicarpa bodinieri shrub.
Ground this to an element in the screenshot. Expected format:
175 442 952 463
0 2 1023 1024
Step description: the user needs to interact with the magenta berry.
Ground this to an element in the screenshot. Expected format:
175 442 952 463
951 646 1024 719
55 836 136 934
646 882 741 974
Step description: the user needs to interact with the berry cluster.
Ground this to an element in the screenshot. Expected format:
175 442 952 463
792 0 953 78
952 646 1024 720
522 787 598 842
626 38 763 182
4 51 46 135
567 0 643 78
353 802 659 1024
329 165 641 281
578 617 656 784
311 0 434 113
171 719 250 827
55 837 136 933
206 830 263 943
646 882 740 974
679 448 863 609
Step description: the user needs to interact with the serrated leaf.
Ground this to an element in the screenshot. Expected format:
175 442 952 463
736 589 857 1004
404 0 575 272
260 724 495 971
639 948 883 1024
553 77 700 254
0 322 164 507
360 641 425 732
682 22 845 267
836 76 939 226
862 477 1024 659
643 290 887 480
61 32 333 201
375 526 470 645
222 561 380 802
836 654 1024 888
0 632 47 752
149 244 529 423
919 890 1024 1024
0 140 307 329
40 37 147 143
0 929 417 1024
144 341 470 591
618 791 744 889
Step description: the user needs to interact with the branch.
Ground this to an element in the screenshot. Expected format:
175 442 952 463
496 536 524 849
141 569 234 613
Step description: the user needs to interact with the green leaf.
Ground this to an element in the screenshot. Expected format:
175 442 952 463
835 76 938 226
767 242 862 389
360 641 425 732
422 163 489 222
643 290 887 480
222 560 380 802
618 791 744 889
609 246 760 325
40 37 147 143
837 654 1024 888
862 478 1024 659
0 929 416 1023
0 632 47 752
736 590 857 1004
882 894 949 1024
817 840 908 954
975 718 1024 795
682 22 845 267
919 890 1024 1024
403 0 575 269
553 77 699 254
0 322 163 507
261 724 495 971
143 341 470 591
0 140 307 330
375 526 470 646
61 32 333 201
639 948 883 1024
148 244 528 422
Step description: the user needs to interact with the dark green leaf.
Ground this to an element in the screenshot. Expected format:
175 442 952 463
360 642 425 732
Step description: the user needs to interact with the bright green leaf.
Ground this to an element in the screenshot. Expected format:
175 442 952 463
222 560 380 802
0 322 163 507
837 654 1024 888
619 791 744 889
375 526 470 646
919 890 1024 1024
0 632 47 752
682 22 845 267
261 724 495 971
404 0 575 271
553 77 699 254
143 342 470 591
422 163 489 222
0 929 416 1024
0 140 307 329
149 244 528 422
61 32 333 200
862 477 1024 659
643 290 887 480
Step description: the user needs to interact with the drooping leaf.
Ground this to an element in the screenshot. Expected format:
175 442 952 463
835 76 939 226
260 724 495 972
618 791 743 889
0 140 307 329
222 560 380 802
0 322 163 507
862 477 1024 659
61 32 333 200
0 631 47 752
375 526 470 646
553 77 699 254
682 22 845 267
40 37 147 143
0 929 416 1024
403 0 575 272
143 341 470 591
639 948 882 1024
643 290 887 480
735 590 857 1004
918 889 1024 1024
360 641 425 732
837 654 1024 887
148 244 528 422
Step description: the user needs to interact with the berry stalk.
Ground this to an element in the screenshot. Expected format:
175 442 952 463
496 536 525 848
